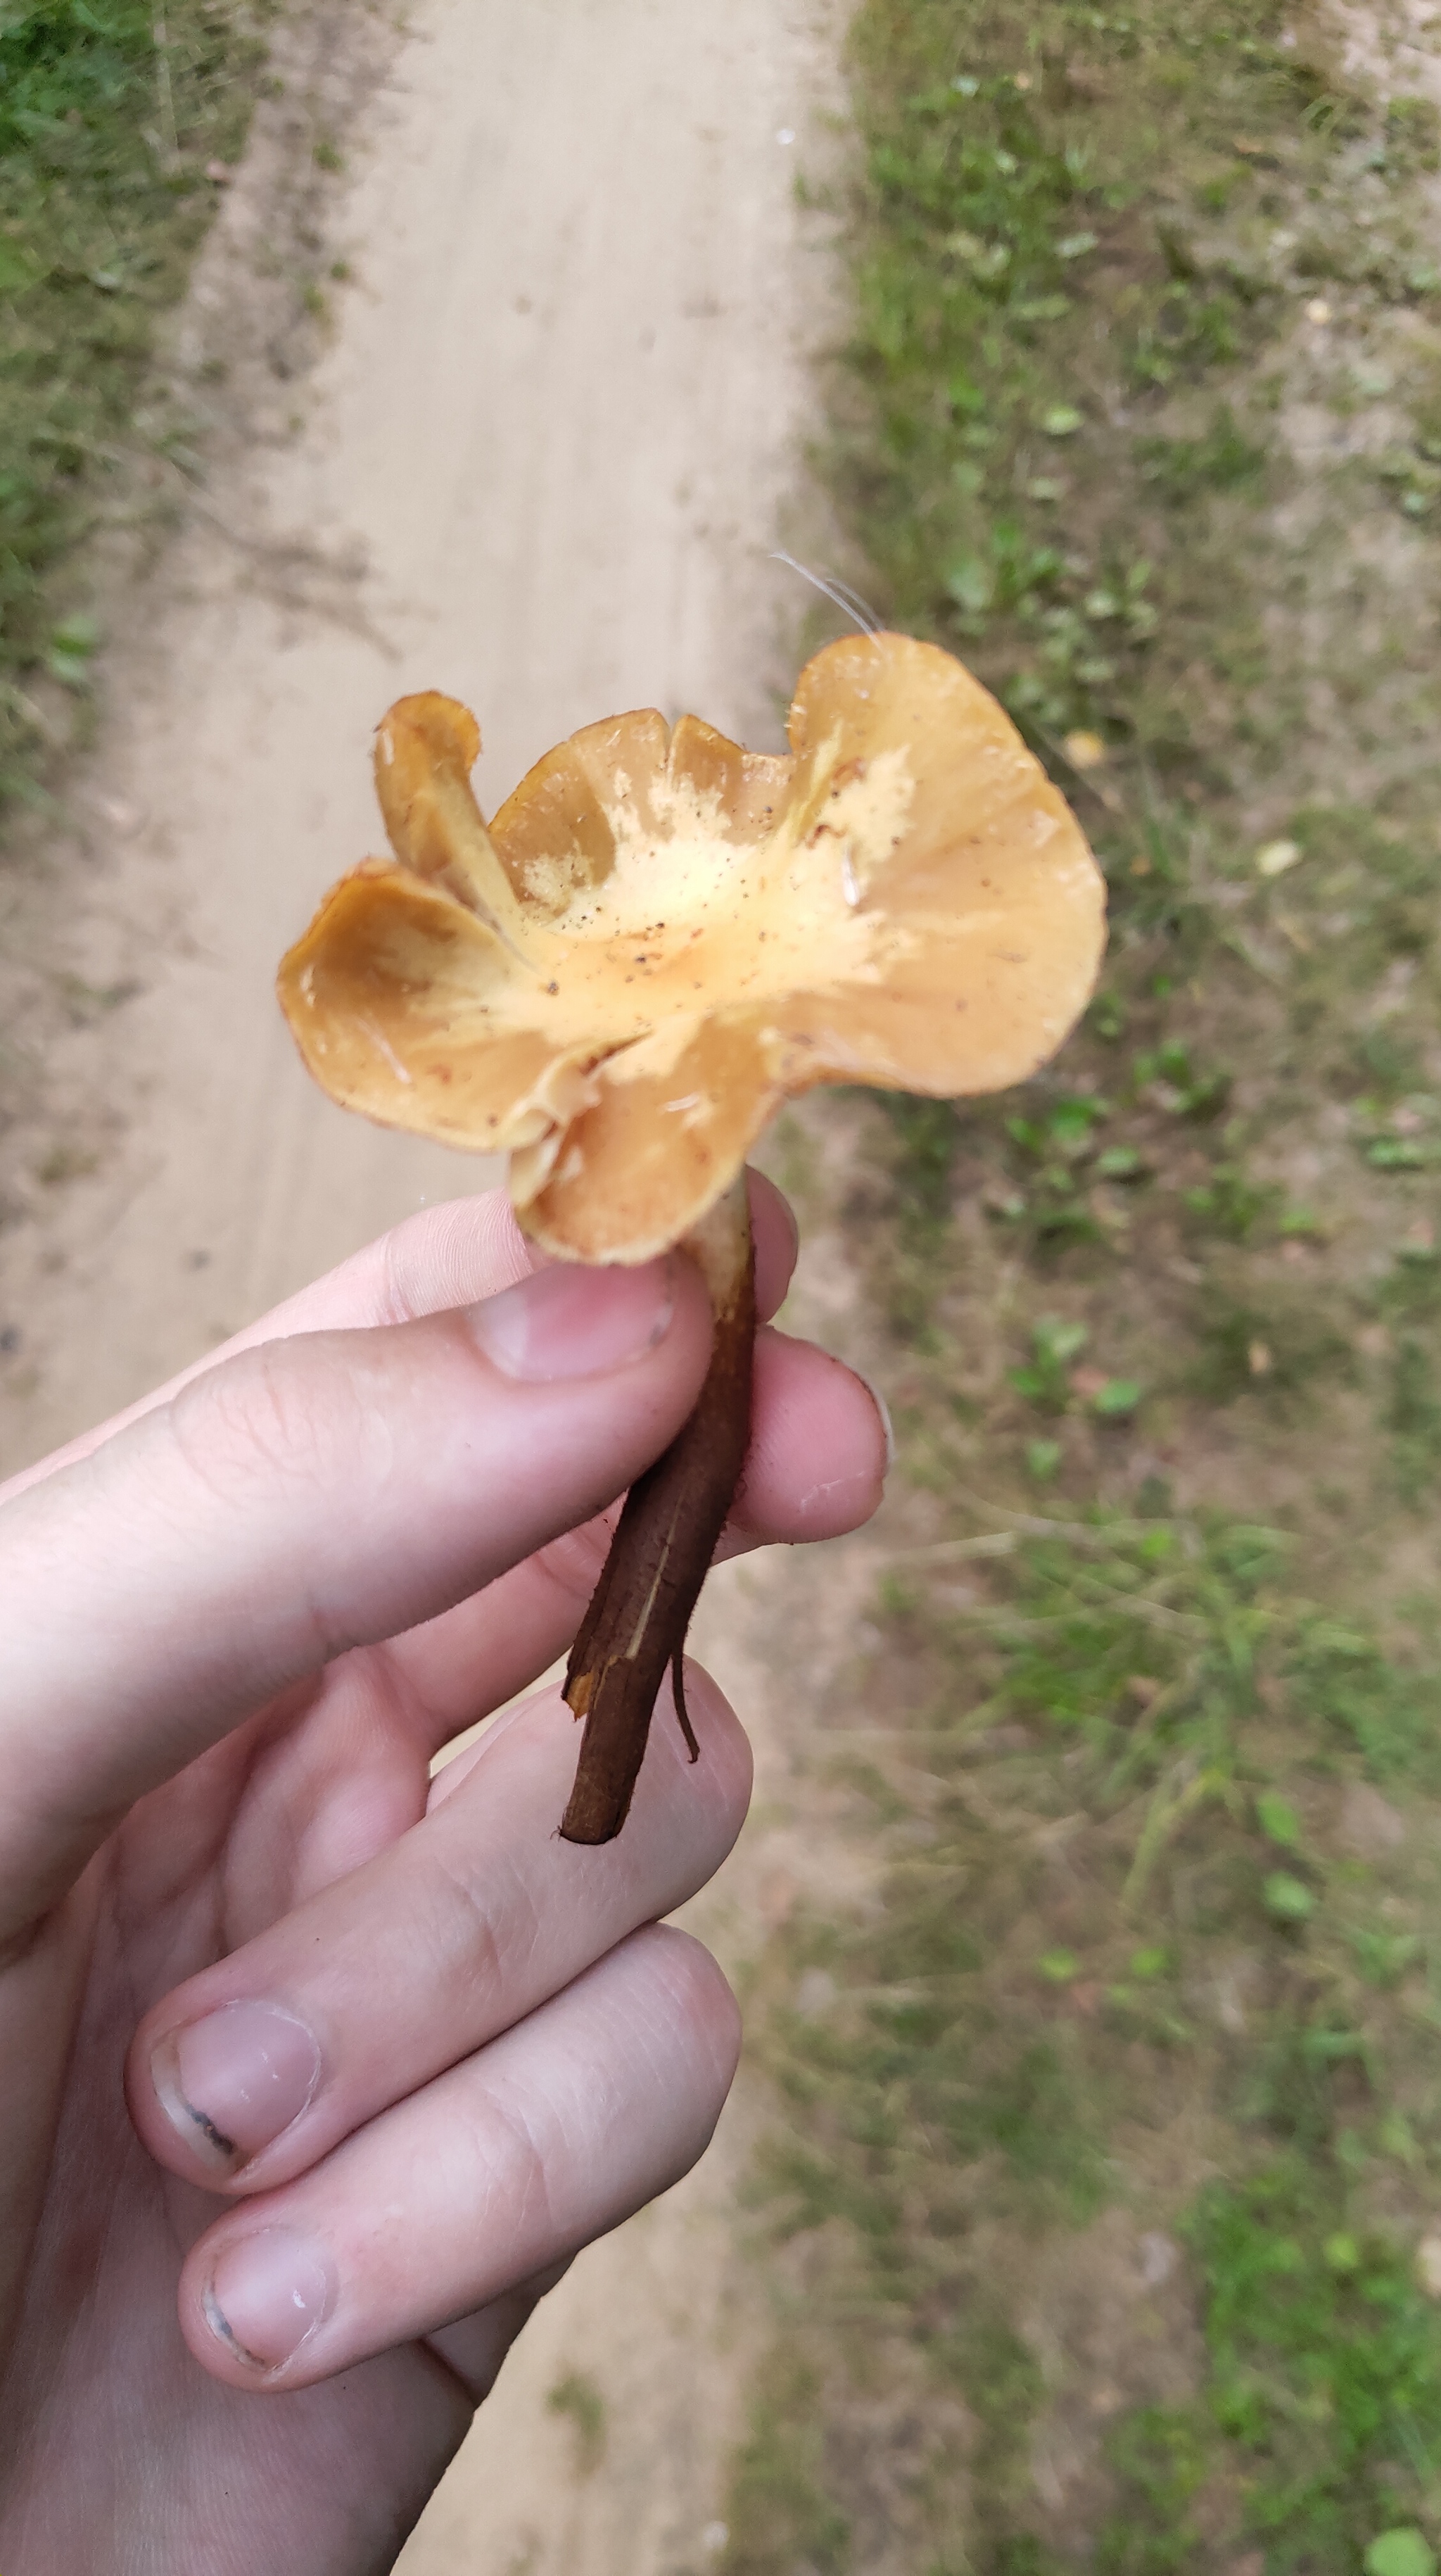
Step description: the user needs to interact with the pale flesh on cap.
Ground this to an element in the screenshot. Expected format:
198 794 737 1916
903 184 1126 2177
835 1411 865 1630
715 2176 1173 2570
277 633 1107 1841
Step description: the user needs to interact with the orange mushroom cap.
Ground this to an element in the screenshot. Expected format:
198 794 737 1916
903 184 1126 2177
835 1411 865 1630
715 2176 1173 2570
277 633 1107 1262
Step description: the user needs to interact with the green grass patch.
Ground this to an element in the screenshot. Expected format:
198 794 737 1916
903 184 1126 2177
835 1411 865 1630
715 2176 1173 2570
545 2367 607 2477
1191 2161 1441 2568
725 1508 1441 2567
728 0 1441 2558
0 0 276 812
829 0 1353 771
720 2352 852 2576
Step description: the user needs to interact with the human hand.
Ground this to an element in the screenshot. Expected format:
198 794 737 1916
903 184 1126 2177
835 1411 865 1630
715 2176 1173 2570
0 1177 887 2575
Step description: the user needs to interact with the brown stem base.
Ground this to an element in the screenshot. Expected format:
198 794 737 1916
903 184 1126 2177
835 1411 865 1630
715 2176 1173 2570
559 1181 756 1845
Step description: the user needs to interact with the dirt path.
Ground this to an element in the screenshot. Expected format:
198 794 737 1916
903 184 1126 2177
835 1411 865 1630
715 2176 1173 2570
0 0 843 1479
0 0 849 2565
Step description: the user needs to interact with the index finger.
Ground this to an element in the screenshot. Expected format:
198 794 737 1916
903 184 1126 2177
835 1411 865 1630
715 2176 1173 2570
0 1172 799 1507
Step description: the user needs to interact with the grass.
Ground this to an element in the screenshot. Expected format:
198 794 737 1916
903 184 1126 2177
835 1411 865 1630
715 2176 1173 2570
545 2368 608 2478
726 1491 1441 2568
0 0 277 814
726 0 1441 2566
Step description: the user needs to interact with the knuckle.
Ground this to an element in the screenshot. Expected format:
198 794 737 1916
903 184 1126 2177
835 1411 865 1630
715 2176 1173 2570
421 1839 520 2010
473 2078 555 2235
163 1337 396 1513
635 1923 742 2085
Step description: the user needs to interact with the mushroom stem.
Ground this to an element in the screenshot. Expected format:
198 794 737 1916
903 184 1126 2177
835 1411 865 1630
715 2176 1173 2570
560 1173 756 1845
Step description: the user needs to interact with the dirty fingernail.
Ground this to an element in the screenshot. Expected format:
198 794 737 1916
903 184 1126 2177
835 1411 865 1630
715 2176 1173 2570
467 1256 675 1382
153 2002 321 2171
204 2228 335 2372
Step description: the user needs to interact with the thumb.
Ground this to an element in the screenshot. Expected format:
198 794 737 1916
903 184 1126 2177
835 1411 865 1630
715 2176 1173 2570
0 1254 713 1936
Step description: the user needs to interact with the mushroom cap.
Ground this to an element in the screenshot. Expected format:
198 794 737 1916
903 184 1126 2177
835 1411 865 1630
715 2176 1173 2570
277 633 1106 1261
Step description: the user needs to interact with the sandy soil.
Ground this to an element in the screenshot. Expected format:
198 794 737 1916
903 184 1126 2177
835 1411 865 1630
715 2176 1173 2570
0 1 854 2565
0 0 844 1476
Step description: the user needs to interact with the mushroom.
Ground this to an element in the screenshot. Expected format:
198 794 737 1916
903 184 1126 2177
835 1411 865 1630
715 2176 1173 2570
278 631 1106 1841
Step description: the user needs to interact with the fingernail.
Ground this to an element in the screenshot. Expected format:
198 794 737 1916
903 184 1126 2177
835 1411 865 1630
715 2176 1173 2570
852 1365 897 1475
152 2002 321 2172
467 1255 675 1382
204 2228 334 2373
769 1176 801 1275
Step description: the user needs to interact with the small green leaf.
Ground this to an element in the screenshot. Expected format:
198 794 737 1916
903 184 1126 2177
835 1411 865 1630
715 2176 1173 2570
0 240 42 293
1264 1871 1314 1924
1095 1145 1146 1181
1058 231 1098 259
945 556 995 616
1041 403 1084 437
1323 2231 1360 2272
1129 1946 1169 1980
1365 2532 1436 2576
46 648 93 690
1048 1097 1107 1154
1380 2109 1421 2164
1039 1949 1079 1983
1256 1791 1302 1849
1025 1437 1062 1483
51 614 99 657
1351 1927 1420 1988
1093 1378 1142 1417
1034 1317 1088 1364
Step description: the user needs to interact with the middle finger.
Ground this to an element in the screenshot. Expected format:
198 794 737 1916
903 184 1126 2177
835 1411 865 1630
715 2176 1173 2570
129 1662 751 2197
372 1320 891 1757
